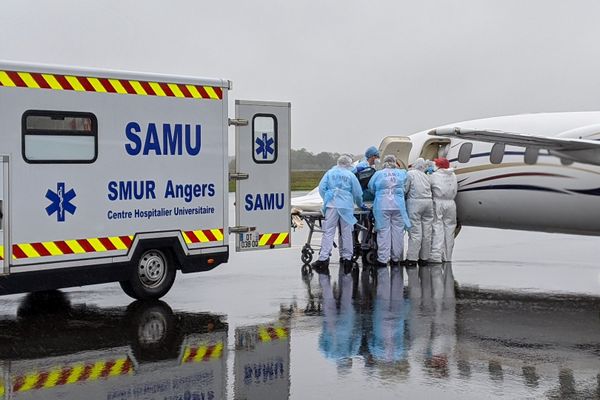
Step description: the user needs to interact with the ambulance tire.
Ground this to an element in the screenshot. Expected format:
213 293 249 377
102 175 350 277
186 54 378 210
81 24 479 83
120 248 176 300
127 300 178 361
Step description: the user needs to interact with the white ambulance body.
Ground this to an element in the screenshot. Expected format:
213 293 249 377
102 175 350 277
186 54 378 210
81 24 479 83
0 61 290 299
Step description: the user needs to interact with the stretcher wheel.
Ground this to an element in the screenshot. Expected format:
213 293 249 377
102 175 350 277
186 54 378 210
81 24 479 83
301 252 313 265
368 265 377 280
301 264 312 277
301 244 314 265
363 249 377 266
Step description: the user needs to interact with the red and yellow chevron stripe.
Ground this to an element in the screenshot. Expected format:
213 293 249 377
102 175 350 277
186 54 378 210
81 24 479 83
0 69 222 100
5 235 133 260
258 326 289 342
181 341 224 364
0 228 223 260
183 229 224 244
258 232 289 247
11 356 134 393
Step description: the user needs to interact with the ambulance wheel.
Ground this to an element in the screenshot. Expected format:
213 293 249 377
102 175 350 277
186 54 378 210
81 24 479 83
127 300 178 361
120 248 176 300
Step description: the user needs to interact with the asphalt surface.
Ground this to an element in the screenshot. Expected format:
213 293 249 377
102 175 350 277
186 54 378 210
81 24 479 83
0 195 599 399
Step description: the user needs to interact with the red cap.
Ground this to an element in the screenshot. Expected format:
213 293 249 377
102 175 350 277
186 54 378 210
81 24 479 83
434 157 450 169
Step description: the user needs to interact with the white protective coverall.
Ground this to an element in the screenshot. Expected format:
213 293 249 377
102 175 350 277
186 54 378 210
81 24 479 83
368 165 411 264
405 159 434 262
317 162 363 262
429 168 458 262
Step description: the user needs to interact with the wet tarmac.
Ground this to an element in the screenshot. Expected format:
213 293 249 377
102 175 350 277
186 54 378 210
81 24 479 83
0 194 598 399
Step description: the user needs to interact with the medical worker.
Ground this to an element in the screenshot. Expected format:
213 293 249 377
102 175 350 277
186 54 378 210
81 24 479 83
429 158 458 263
424 160 436 175
405 158 434 265
353 146 379 251
368 155 411 267
311 155 364 274
318 270 360 365
352 146 380 173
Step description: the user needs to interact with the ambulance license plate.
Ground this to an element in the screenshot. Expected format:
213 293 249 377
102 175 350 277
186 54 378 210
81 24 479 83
239 232 260 249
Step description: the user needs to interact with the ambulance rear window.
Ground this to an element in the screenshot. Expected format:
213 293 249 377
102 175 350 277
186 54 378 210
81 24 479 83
22 111 97 163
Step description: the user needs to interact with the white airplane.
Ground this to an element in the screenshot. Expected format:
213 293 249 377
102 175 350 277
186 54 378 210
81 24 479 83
292 111 600 236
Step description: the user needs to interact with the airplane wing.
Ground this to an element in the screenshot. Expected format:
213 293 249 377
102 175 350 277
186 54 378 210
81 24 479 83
429 127 600 166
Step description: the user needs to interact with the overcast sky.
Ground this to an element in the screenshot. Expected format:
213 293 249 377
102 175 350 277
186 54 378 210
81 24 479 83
2 0 600 155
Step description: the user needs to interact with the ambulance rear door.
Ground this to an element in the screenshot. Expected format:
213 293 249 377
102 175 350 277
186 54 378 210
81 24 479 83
233 100 291 252
0 155 9 275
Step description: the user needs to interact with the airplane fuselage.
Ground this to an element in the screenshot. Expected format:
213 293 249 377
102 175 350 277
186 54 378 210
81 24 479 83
405 112 600 236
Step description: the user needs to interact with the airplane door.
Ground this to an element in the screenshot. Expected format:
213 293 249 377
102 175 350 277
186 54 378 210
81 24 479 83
234 101 291 252
379 136 413 169
0 156 9 274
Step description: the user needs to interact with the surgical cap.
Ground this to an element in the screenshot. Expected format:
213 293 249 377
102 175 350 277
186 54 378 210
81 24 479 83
412 158 426 171
434 157 450 169
365 146 380 159
337 154 353 169
383 154 397 168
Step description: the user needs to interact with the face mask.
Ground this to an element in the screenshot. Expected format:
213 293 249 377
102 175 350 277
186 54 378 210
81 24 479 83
373 158 381 169
426 166 435 174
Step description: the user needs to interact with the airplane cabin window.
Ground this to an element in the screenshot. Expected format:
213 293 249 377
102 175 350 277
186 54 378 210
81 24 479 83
458 142 473 163
524 147 538 165
560 158 574 166
490 143 505 164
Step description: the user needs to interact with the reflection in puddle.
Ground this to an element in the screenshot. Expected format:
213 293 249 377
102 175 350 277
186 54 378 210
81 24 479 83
0 292 292 400
234 322 290 399
308 263 600 398
2 264 600 399
0 292 227 400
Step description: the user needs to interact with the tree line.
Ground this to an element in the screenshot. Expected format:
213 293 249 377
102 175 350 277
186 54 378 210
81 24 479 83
229 148 351 171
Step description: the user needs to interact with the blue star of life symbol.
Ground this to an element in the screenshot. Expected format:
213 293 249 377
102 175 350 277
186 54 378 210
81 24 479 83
45 182 77 222
255 132 275 160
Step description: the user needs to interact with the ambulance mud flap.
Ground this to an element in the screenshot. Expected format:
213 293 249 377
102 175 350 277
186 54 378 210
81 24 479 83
234 101 291 252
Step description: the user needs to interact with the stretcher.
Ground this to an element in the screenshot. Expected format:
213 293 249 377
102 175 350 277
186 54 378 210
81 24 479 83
291 207 378 275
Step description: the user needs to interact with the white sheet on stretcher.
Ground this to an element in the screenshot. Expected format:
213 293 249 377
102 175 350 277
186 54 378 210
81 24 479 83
290 187 323 212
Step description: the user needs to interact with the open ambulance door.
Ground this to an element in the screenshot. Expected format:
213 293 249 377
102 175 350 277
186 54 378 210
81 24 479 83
233 101 291 252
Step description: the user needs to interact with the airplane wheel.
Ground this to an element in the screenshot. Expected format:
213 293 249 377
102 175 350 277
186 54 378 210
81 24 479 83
454 222 462 238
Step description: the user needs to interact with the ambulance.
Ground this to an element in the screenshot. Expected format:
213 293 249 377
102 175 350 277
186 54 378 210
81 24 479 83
0 61 290 299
